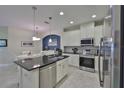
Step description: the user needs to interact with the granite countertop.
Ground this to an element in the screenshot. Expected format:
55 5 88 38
63 52 80 55
14 55 69 71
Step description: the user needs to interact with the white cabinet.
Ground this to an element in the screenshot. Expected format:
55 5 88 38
62 29 80 46
18 58 69 88
71 54 79 67
103 20 111 37
56 58 69 83
94 25 103 46
56 61 62 83
18 67 39 88
68 54 79 67
62 58 68 77
40 63 56 88
80 22 94 39
63 54 79 68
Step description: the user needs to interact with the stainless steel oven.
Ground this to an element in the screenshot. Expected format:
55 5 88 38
79 55 95 72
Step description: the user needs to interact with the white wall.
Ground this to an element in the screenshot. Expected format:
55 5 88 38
0 27 10 64
8 27 41 55
0 27 41 64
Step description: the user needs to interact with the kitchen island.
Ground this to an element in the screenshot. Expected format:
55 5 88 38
14 55 69 88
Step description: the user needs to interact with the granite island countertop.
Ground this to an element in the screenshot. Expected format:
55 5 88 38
63 52 80 55
14 55 69 71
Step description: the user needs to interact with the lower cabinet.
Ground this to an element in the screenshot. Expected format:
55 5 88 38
56 58 69 83
18 66 39 88
66 54 79 67
18 58 69 88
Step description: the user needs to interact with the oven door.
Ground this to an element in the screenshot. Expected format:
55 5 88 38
79 56 95 72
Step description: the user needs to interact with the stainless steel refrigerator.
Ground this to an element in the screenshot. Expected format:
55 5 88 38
98 37 113 87
98 6 120 88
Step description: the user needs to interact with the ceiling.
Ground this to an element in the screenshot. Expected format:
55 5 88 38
0 5 110 32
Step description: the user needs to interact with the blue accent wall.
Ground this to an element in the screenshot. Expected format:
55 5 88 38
42 34 61 50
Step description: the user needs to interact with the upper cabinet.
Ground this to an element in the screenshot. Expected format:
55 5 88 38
62 29 80 46
62 20 111 47
94 20 111 46
103 20 112 37
80 22 95 39
94 25 103 46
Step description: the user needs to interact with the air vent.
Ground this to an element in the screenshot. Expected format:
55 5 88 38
94 20 104 26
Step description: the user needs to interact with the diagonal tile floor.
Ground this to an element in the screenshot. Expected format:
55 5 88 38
0 63 18 88
58 66 100 88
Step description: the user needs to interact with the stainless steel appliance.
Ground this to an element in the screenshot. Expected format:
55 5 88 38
80 38 94 46
40 63 56 88
98 37 113 87
79 55 95 72
97 6 120 88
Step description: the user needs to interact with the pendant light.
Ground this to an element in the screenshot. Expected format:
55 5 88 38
48 17 52 43
32 6 41 41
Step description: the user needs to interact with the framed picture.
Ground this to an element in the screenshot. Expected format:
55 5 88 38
21 41 34 47
0 39 7 47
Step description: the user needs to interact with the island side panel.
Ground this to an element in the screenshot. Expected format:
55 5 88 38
18 67 39 88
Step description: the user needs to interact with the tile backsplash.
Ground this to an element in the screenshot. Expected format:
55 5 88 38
64 46 98 55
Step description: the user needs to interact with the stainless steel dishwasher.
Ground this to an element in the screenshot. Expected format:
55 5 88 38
40 63 56 88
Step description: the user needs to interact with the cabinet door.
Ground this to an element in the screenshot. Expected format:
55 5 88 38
68 55 73 66
62 30 80 46
71 55 79 67
103 20 111 37
21 68 39 88
21 69 32 88
86 22 94 38
62 58 69 77
80 24 87 38
94 25 103 46
56 61 63 83
80 22 94 38
56 58 69 83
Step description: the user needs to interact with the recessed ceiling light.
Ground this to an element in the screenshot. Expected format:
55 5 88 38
105 15 111 19
92 14 96 18
59 11 64 15
70 21 74 24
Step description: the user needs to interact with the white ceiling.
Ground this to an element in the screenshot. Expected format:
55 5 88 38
0 5 110 32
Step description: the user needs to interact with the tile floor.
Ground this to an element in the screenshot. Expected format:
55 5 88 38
0 63 18 88
0 64 100 88
58 66 100 88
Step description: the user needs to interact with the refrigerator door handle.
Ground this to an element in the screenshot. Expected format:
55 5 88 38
98 39 103 87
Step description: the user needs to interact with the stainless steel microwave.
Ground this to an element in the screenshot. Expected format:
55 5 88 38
80 38 94 46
